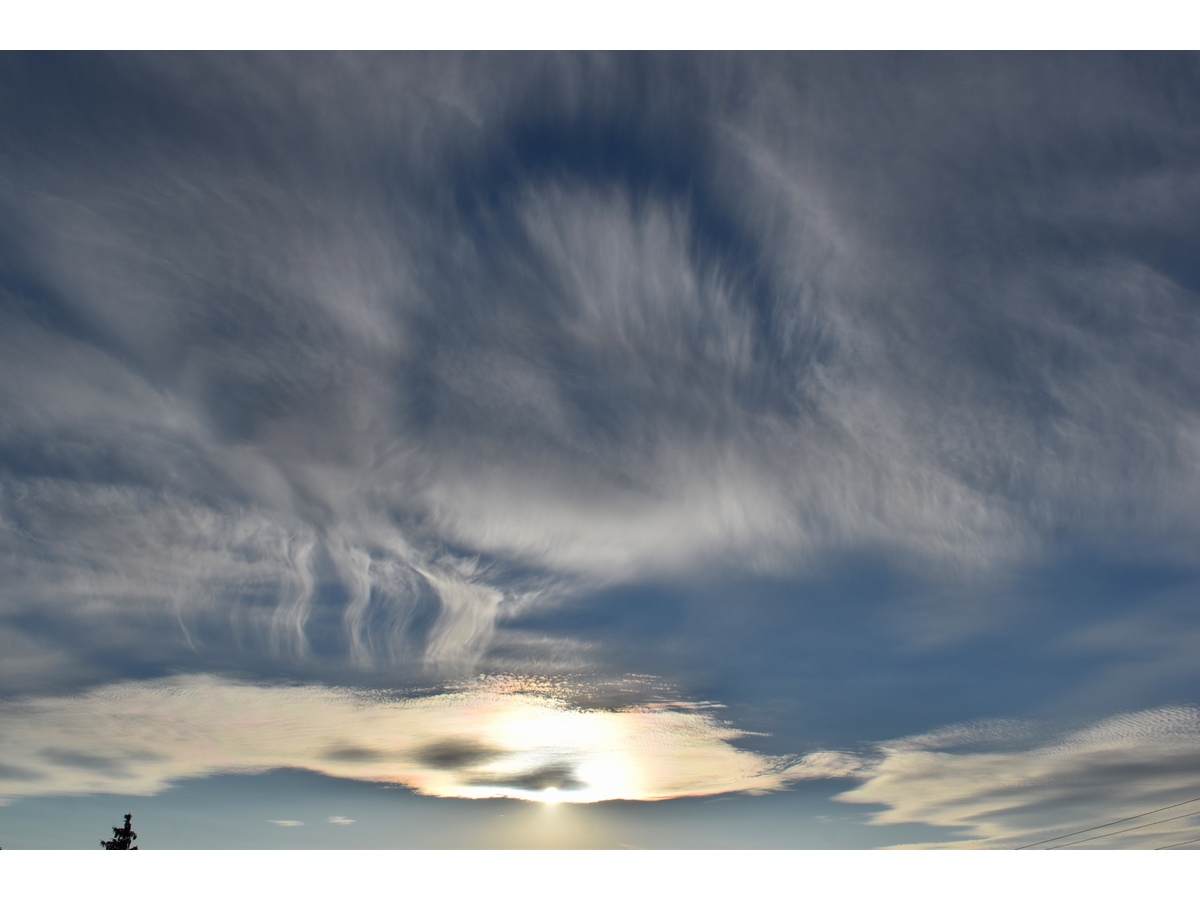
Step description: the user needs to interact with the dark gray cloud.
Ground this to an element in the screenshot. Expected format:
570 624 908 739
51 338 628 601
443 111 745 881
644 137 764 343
468 762 586 793
322 745 386 763
0 761 42 782
415 738 506 770
42 748 131 777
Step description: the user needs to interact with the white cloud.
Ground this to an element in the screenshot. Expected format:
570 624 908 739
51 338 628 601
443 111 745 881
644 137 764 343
0 674 794 805
831 706 1200 849
268 820 305 828
7 671 1195 850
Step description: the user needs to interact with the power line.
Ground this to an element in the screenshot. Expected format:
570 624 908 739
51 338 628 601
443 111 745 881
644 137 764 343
1014 794 1200 850
1157 836 1200 850
1047 810 1200 849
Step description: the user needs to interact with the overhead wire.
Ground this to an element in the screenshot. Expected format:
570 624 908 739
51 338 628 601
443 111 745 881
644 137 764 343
1046 809 1200 849
1013 794 1200 850
1157 836 1200 850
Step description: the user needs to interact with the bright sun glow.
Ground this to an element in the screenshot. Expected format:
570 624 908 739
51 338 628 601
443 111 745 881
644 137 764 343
0 674 794 807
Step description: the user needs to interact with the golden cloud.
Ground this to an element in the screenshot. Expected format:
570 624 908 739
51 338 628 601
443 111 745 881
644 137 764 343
0 674 793 804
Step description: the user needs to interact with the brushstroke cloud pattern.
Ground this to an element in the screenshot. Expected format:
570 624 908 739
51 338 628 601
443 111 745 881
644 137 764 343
1 53 1199 846
2 54 1197 687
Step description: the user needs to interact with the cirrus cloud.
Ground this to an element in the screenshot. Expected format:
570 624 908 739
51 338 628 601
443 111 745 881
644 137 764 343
833 705 1200 849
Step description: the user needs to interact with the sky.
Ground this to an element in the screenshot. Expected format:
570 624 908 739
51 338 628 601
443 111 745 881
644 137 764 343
2 50 1200 853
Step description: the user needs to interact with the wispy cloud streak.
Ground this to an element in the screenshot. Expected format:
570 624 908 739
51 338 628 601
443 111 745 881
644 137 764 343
829 706 1200 848
1 52 1198 690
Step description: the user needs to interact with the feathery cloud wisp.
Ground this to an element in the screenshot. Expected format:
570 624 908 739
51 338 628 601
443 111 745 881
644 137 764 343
831 705 1200 849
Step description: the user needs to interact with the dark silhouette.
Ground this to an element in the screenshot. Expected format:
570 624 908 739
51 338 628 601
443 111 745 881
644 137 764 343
101 812 138 849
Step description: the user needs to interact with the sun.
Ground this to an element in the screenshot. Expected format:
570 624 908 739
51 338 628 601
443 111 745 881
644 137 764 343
539 786 562 804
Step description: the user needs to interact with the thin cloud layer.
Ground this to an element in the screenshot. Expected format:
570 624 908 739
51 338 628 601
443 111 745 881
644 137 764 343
832 705 1200 849
0 673 792 805
4 669 1194 850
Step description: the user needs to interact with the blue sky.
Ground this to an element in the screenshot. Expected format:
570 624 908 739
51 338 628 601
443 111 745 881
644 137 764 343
2 51 1200 851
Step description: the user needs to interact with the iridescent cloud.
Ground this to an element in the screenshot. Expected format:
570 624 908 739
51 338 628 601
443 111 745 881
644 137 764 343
5 672 1197 849
0 673 793 805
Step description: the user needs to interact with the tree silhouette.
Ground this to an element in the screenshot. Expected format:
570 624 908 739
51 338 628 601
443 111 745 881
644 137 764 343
101 812 138 849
